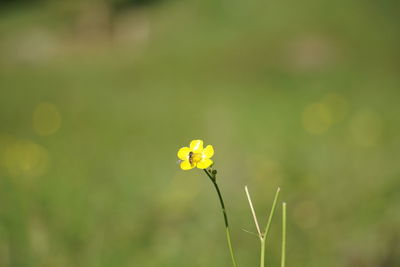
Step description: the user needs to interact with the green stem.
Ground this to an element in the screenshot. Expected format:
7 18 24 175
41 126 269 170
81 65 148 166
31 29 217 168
204 169 238 267
260 187 280 267
281 202 286 267
260 239 265 267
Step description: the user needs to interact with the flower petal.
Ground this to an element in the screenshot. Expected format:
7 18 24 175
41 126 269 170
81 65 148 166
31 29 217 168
202 145 214 159
196 158 213 169
190 139 203 153
177 147 191 160
180 160 194 170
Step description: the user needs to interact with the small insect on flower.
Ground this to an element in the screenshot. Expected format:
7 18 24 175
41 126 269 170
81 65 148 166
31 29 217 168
177 139 214 170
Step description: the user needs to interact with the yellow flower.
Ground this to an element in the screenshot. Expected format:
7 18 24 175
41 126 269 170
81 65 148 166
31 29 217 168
177 139 214 170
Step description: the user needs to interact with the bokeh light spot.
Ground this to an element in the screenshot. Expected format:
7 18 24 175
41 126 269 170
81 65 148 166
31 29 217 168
302 102 333 134
33 103 61 136
3 139 49 178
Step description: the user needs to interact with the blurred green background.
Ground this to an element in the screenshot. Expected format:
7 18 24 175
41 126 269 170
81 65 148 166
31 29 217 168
0 0 399 266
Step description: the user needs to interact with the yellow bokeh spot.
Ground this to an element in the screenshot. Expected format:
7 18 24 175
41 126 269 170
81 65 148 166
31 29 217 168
33 103 61 136
302 102 333 134
3 139 49 178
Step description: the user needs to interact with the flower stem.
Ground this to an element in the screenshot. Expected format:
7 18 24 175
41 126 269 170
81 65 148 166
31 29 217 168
203 169 238 267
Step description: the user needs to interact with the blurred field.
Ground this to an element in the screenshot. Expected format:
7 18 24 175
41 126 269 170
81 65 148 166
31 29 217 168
0 0 400 266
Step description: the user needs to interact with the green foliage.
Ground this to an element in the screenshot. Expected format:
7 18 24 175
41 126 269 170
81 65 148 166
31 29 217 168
0 1 399 267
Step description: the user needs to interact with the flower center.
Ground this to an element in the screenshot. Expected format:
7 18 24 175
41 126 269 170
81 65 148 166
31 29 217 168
189 152 202 165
